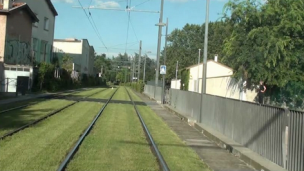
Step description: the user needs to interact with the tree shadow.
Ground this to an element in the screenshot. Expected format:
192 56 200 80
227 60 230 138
0 108 62 137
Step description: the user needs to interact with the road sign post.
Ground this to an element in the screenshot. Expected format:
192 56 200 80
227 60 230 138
160 65 166 104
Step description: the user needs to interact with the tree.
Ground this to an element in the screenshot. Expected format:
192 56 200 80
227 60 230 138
61 55 73 73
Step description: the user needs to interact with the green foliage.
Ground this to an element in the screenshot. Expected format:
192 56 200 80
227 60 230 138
61 55 73 73
121 81 145 93
180 69 190 91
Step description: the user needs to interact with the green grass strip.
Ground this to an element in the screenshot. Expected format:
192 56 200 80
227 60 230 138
71 88 104 97
0 102 103 171
0 99 75 136
112 87 130 101
67 104 159 171
126 87 142 102
137 106 210 171
90 88 116 99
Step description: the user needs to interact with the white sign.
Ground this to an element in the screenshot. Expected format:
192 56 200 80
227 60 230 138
160 65 166 75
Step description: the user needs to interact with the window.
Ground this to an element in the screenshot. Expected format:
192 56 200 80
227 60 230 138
44 17 49 31
33 13 38 27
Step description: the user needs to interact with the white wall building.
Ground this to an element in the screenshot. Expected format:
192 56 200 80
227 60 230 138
176 60 257 102
53 38 95 76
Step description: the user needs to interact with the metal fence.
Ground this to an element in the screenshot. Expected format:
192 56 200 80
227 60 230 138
144 86 304 171
288 110 304 171
200 93 288 168
144 84 162 102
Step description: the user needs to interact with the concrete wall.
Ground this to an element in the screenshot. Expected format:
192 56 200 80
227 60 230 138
186 61 257 102
2 66 31 92
15 0 56 63
5 9 33 65
171 79 181 89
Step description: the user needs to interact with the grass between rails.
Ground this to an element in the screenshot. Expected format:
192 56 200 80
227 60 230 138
112 87 130 101
0 102 103 171
90 88 116 99
71 88 104 97
126 87 142 102
0 99 75 136
67 104 159 171
137 105 210 171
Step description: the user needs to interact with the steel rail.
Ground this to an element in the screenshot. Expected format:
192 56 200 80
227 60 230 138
0 88 105 114
0 88 109 140
125 87 170 171
0 102 77 140
57 87 118 171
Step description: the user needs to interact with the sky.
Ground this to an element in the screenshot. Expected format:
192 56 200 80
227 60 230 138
51 0 228 59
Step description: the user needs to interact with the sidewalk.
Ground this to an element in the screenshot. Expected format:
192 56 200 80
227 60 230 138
134 91 256 171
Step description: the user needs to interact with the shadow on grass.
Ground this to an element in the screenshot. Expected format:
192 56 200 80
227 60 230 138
118 140 222 150
0 108 61 136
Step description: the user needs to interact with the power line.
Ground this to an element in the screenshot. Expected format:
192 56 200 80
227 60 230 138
77 0 107 50
129 17 138 42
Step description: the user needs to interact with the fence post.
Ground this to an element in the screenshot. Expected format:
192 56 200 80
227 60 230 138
282 108 289 169
6 78 8 92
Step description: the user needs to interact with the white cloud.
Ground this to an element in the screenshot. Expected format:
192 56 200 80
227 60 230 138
51 0 74 3
92 0 120 8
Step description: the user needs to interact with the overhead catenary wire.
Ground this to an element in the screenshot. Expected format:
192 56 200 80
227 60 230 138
77 0 107 50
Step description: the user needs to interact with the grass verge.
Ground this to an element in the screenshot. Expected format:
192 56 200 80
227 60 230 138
137 105 210 171
71 88 104 97
0 99 75 136
112 87 130 101
66 104 159 171
0 102 102 171
90 88 116 99
126 87 142 102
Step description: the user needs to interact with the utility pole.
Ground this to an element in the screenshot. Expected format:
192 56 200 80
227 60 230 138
154 0 165 98
138 40 142 82
197 49 201 93
200 0 210 123
132 56 135 82
143 55 146 83
162 18 169 104
175 61 178 89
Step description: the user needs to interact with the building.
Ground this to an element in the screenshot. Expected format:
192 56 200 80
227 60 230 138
172 60 257 102
53 38 95 76
14 0 58 64
0 0 38 93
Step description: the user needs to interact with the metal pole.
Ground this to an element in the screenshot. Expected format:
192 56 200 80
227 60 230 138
138 40 142 82
197 49 201 93
143 55 146 83
162 18 169 104
200 0 210 123
154 0 164 98
132 56 135 82
175 61 178 89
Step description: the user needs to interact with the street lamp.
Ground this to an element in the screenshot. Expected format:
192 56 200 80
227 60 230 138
154 0 165 99
197 49 201 93
199 0 210 123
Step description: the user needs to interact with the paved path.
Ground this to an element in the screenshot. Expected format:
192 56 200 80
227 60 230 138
135 91 256 171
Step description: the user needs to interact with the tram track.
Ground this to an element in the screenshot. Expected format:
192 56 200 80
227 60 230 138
57 87 170 171
0 88 108 140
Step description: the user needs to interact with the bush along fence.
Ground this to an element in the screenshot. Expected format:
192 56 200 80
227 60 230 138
144 84 304 171
120 82 145 93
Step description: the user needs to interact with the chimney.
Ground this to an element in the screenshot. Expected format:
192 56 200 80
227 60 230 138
214 54 218 62
3 0 12 10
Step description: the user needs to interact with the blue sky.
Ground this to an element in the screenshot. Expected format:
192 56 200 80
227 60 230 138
51 0 228 59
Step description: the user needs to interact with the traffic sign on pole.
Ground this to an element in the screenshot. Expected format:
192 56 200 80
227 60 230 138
160 65 166 75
